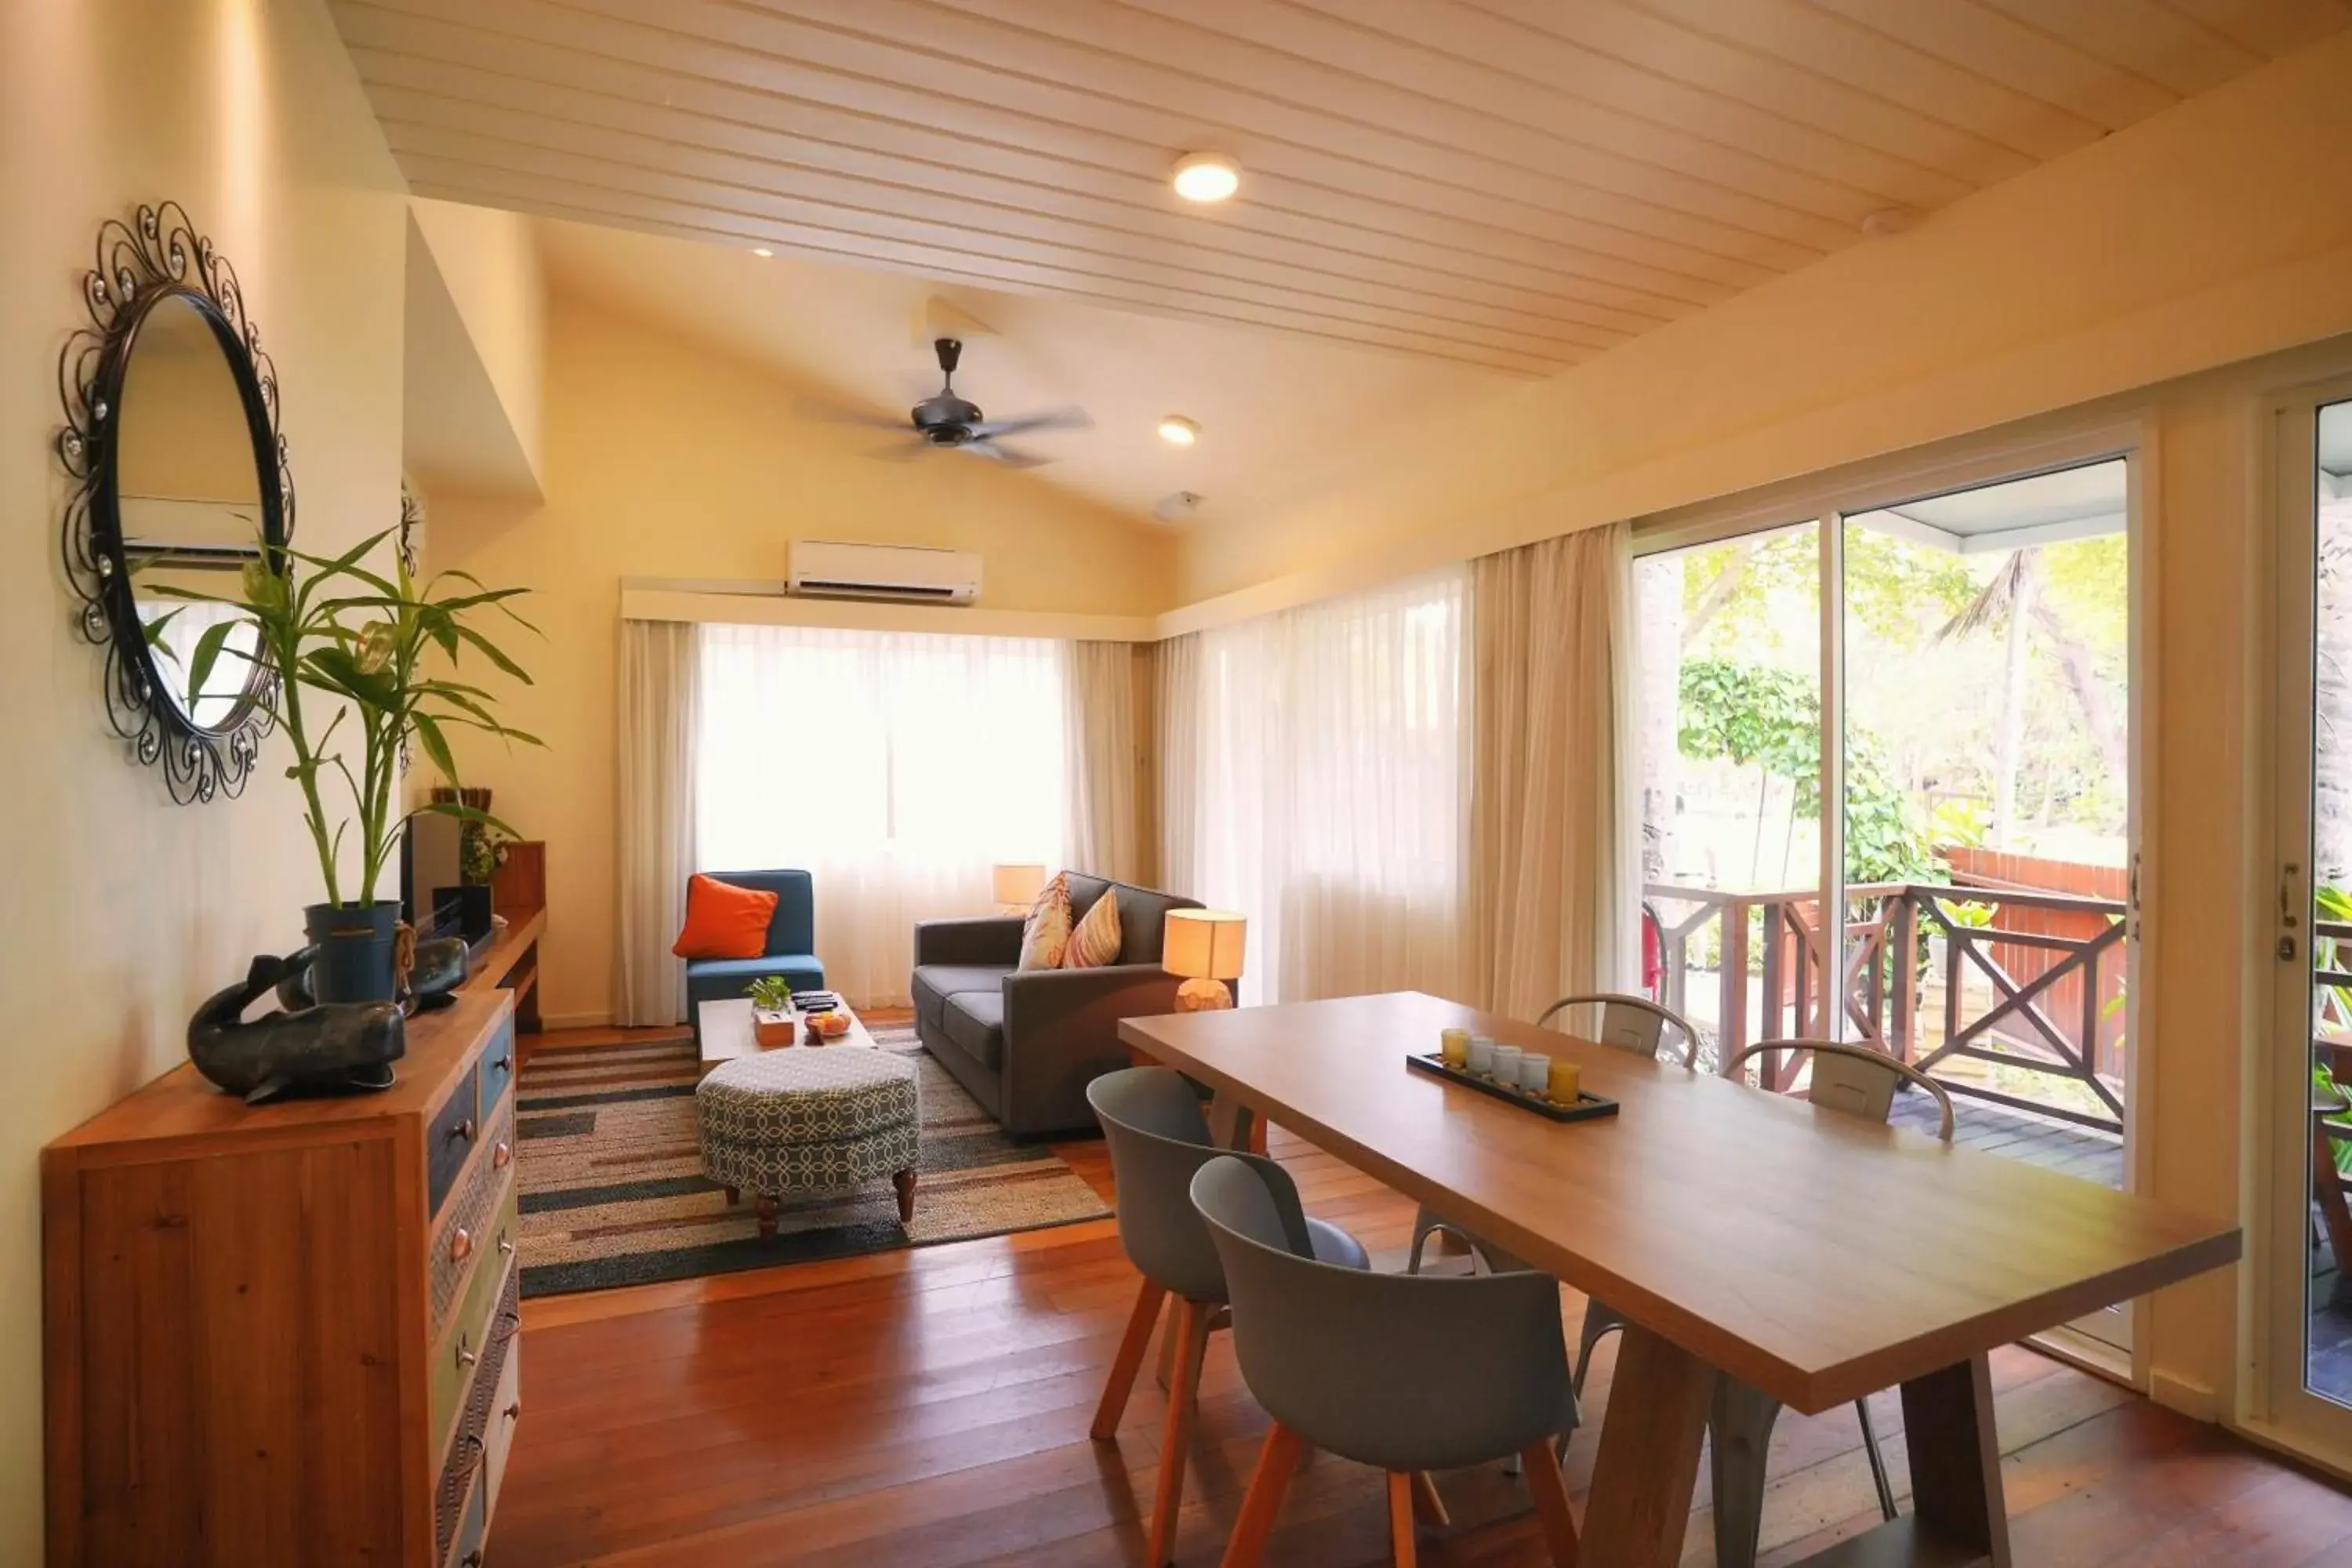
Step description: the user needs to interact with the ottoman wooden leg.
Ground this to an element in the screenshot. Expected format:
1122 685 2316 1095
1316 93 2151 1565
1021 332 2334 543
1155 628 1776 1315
893 1168 917 1225
756 1194 779 1240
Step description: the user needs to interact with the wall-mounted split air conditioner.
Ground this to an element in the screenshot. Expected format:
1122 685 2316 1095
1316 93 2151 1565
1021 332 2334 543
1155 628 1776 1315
787 540 981 605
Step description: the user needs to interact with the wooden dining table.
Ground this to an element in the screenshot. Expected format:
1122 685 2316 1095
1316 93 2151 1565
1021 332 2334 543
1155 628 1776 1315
1119 991 2241 1568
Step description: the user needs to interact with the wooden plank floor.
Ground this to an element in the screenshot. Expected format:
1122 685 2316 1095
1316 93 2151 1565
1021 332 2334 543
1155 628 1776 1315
491 1027 2352 1567
1885 1088 2126 1189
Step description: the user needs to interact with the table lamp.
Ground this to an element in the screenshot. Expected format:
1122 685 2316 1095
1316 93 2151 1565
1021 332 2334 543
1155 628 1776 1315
1163 909 1246 1011
992 862 1047 916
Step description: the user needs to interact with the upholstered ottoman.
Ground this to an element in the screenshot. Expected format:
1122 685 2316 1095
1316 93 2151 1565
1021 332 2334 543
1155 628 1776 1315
696 1047 921 1236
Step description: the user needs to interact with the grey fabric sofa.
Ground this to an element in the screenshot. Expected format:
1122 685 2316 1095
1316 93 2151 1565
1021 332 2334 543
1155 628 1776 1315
911 874 1203 1138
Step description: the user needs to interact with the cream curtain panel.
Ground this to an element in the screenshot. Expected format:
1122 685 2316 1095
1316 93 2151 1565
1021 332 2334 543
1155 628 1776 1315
615 619 702 1026
1062 641 1141 884
1194 570 1470 1006
1154 633 1202 897
1468 523 1639 1020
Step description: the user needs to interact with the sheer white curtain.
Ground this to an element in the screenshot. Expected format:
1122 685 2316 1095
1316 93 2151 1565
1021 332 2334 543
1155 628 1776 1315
695 623 1065 1007
1155 633 1203 898
1194 569 1470 1004
615 619 701 1025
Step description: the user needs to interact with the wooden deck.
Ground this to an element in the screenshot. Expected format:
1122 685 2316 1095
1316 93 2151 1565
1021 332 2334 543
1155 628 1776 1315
1885 1087 2126 1189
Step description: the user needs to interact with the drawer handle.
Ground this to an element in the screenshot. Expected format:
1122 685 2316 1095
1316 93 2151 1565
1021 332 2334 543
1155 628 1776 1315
503 1400 521 1421
494 1054 514 1073
449 1226 473 1264
463 1553 484 1567
497 1231 515 1258
492 1139 513 1171
448 1116 477 1146
456 1332 477 1370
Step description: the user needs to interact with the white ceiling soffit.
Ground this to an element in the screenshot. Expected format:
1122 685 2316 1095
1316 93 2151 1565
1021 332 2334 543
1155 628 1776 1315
1856 459 2128 556
328 0 2347 377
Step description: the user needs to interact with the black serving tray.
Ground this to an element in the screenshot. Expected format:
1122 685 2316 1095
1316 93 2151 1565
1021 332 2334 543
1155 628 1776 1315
1406 1052 1621 1123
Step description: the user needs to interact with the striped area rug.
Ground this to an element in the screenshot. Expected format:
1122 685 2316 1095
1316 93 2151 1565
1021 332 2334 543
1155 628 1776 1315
513 1020 1112 1296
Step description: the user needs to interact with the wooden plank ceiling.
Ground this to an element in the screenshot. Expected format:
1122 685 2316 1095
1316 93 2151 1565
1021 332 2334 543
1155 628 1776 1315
333 0 2349 376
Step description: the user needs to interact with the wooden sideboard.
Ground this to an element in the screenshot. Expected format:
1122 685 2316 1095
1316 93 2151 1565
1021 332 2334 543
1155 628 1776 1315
43 992 524 1568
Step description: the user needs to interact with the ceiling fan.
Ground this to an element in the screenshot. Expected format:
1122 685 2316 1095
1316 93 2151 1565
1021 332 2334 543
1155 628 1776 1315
830 337 1091 468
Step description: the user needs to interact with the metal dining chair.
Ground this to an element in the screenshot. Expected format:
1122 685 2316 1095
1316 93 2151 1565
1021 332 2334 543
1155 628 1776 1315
1190 1156 1582 1568
1084 1067 1370 1568
1703 1039 1958 1566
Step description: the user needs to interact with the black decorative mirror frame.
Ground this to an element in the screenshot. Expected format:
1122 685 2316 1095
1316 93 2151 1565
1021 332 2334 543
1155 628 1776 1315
57 202 295 804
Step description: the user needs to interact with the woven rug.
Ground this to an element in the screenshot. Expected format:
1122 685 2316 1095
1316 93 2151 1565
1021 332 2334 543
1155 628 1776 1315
512 1019 1112 1296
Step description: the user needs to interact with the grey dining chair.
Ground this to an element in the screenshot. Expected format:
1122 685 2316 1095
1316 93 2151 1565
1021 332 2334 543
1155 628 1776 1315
1702 1038 1958 1566
1084 1067 1370 1568
1189 1156 1582 1568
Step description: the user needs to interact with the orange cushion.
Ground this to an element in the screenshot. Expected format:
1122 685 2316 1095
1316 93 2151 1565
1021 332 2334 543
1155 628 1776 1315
672 874 779 960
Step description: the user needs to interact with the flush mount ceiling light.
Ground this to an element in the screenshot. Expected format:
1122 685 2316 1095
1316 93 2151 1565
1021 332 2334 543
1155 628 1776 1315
751 246 775 257
1158 415 1200 446
1171 152 1240 204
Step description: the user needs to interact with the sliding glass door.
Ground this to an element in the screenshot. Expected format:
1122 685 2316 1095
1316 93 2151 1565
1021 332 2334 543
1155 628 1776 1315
2263 389 2352 1448
1633 521 1828 1071
1636 445 2142 1352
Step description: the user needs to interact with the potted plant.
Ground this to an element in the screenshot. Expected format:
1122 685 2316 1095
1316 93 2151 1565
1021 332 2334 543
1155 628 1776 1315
158 528 539 1001
747 976 797 1047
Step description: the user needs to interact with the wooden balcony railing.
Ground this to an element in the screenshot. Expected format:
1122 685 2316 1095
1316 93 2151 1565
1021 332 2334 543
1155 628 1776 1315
1646 877 2129 1133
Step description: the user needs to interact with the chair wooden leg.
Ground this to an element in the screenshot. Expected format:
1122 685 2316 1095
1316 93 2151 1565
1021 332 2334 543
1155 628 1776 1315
1521 1443 1582 1568
1218 1421 1304 1568
1386 1471 1419 1568
1145 1298 1210 1568
1090 1279 1167 1441
1410 1470 1450 1530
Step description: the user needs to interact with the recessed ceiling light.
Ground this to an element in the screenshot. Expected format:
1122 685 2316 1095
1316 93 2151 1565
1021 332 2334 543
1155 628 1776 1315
1159 415 1200 447
751 246 775 257
1171 153 1240 204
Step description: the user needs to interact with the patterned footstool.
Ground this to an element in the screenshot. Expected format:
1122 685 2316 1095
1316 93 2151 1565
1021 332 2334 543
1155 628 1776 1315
696 1047 921 1236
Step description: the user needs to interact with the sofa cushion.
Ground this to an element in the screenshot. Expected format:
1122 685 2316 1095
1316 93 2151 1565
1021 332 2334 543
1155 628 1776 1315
684 953 828 995
1062 887 1122 969
912 964 1009 1032
942 990 1006 1070
673 873 779 960
696 869 816 960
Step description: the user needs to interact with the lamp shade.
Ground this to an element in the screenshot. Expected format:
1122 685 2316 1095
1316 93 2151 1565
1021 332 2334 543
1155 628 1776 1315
1162 909 1247 980
992 862 1047 908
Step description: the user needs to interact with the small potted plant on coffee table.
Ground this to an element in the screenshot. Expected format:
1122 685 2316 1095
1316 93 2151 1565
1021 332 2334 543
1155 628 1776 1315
747 977 797 1048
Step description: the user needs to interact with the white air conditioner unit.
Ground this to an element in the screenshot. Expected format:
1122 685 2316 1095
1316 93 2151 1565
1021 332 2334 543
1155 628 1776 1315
788 540 982 605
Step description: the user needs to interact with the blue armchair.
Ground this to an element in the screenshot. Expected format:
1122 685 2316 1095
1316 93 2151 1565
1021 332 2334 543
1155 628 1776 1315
684 869 825 1034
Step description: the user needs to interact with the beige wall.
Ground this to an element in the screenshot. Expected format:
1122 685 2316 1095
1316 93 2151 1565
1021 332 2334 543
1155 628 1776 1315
429 297 1175 1029
405 195 545 500
0 0 407 1555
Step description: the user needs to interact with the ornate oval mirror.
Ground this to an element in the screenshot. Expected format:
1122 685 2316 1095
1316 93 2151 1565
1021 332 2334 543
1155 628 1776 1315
59 204 293 803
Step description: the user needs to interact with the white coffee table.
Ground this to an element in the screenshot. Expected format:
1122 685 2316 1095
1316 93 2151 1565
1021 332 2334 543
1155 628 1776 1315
697 996 877 1076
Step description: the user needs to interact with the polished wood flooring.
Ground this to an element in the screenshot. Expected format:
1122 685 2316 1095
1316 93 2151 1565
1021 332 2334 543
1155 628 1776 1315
492 1025 2352 1567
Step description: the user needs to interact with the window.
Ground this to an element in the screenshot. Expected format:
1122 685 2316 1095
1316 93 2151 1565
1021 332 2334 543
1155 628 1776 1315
695 622 1065 1004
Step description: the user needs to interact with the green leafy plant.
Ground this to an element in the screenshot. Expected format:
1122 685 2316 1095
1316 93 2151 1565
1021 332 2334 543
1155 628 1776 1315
152 528 539 908
747 977 794 1013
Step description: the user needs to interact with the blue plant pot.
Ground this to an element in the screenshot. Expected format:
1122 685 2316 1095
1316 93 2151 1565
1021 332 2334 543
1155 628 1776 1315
304 901 402 1004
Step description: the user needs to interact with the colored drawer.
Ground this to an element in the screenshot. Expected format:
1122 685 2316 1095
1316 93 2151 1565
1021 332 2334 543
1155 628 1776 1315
428 1096 517 1341
484 1334 523 1529
434 1265 521 1565
426 1062 482 1216
445 1465 486 1568
430 1178 517 1454
479 1013 517 1123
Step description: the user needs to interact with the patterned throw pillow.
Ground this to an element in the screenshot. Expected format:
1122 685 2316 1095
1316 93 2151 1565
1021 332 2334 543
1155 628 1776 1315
1018 873 1074 971
1062 888 1122 970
